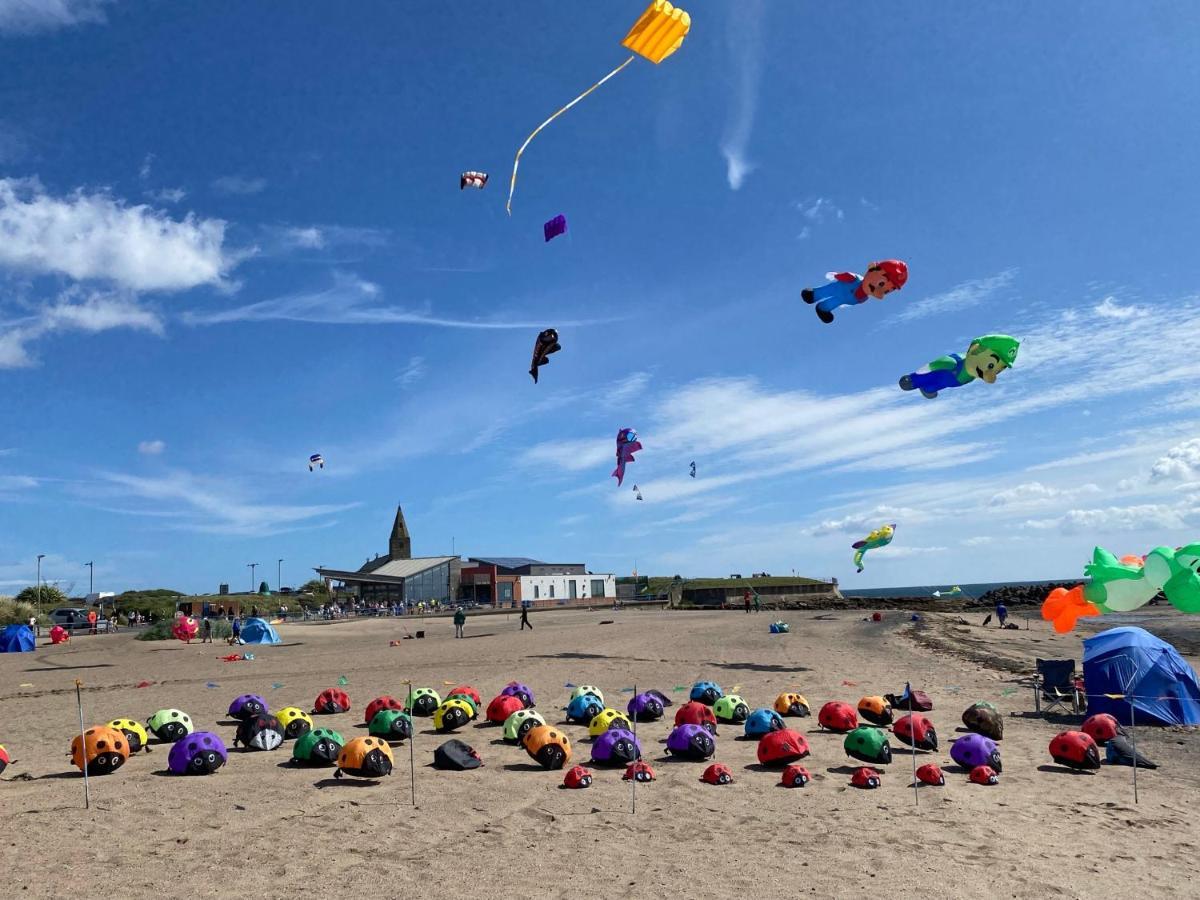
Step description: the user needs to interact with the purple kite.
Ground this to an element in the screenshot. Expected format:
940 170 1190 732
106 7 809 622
544 214 567 242
612 428 642 486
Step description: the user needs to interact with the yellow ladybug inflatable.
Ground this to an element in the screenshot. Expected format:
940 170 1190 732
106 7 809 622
588 707 632 738
276 707 314 740
522 725 572 770
70 725 129 775
107 718 151 754
433 698 474 733
335 736 393 779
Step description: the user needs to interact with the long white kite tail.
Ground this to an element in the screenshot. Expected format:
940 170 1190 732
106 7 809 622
506 56 635 215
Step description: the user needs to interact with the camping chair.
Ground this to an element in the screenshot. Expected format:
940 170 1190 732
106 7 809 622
1034 658 1082 715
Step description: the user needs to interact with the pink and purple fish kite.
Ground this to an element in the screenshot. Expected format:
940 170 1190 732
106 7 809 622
612 428 642 486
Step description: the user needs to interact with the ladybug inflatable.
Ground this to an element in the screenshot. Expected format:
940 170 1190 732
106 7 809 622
487 694 526 724
588 708 633 737
591 728 641 766
666 724 716 761
433 698 474 733
893 713 938 752
713 695 751 724
757 728 810 766
227 694 268 721
335 736 393 779
850 766 881 789
167 732 227 775
962 701 1003 741
107 719 150 754
368 709 412 741
563 765 593 789
689 681 723 706
950 732 1002 772
857 696 893 727
623 760 656 782
313 688 351 714
566 693 605 724
522 725 572 770
780 764 811 787
915 763 945 786
364 695 404 725
1049 730 1101 771
1081 713 1123 745
743 708 785 738
275 707 313 740
0 744 9 775
674 701 718 734
233 714 284 751
571 684 606 705
500 681 535 708
503 709 546 743
969 764 999 785
292 727 344 766
627 691 667 722
774 692 810 717
146 709 192 743
70 725 128 775
700 763 733 785
844 725 892 765
818 701 858 733
405 687 441 717
447 685 482 709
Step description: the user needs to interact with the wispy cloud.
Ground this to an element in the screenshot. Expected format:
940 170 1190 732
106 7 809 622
1094 295 1147 320
0 0 111 34
211 175 267 196
719 0 766 190
395 356 427 388
890 269 1017 324
260 224 390 255
144 187 186 204
795 197 844 240
0 289 163 368
184 271 621 330
137 439 166 455
0 178 237 291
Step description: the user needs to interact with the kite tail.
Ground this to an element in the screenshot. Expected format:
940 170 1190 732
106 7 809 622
506 55 636 215
853 549 865 572
613 460 626 486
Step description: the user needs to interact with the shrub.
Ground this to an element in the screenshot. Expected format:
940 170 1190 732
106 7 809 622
0 596 47 626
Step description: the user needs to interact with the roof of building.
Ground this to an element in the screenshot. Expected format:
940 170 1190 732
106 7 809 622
467 557 547 569
318 556 456 583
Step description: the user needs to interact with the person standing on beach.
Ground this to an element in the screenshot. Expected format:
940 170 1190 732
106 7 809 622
753 590 762 613
231 616 242 645
520 602 533 631
996 601 1008 628
87 608 98 635
743 589 752 614
453 606 466 639
201 617 212 643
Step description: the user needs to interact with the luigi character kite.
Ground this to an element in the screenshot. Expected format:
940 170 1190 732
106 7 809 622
802 259 909 324
899 334 1020 400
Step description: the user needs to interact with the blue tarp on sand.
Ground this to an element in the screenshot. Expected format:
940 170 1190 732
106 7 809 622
240 617 281 645
1083 626 1200 726
0 623 35 652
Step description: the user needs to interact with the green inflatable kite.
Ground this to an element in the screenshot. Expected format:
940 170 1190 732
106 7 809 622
899 334 1020 399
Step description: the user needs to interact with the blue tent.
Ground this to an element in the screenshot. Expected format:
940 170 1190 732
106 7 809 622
0 624 35 653
1083 626 1200 726
240 617 281 645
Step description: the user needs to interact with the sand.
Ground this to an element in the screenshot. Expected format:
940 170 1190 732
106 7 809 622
3 606 1200 899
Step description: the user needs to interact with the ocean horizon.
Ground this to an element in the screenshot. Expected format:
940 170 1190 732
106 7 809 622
839 578 1076 600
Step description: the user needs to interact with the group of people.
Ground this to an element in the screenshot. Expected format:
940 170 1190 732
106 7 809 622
450 603 534 638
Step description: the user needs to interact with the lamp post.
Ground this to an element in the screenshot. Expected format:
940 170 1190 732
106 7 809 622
248 563 258 594
86 560 94 595
36 554 45 616
277 558 283 593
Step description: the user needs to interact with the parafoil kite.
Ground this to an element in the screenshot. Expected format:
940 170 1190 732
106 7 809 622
674 700 718 734
406 686 442 717
743 708 784 738
627 690 669 721
632 484 643 501
588 707 633 737
460 171 488 190
592 728 641 765
571 684 605 704
313 688 350 714
844 726 892 765
899 334 1020 399
433 739 483 770
276 707 314 740
522 725 572 769
713 695 750 724
309 453 324 471
529 328 561 383
689 461 696 478
915 763 945 786
489 693 526 724
505 0 691 214
612 428 642 486
689 680 722 705
852 523 895 573
543 214 567 242
1106 735 1157 769
364 695 403 725
801 260 908 324
850 766 881 789
857 696 893 726
233 714 285 751
228 694 268 721
1041 543 1200 633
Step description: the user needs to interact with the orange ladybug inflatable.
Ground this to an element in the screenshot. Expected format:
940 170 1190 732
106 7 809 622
70 725 129 775
522 725 571 770
857 696 892 726
334 736 393 779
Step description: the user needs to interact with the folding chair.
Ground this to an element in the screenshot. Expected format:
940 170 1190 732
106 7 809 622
1034 658 1082 715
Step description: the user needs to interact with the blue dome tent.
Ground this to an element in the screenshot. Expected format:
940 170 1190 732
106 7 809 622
0 624 36 653
1083 626 1200 726
240 617 281 645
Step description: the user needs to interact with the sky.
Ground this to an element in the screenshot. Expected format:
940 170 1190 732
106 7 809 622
3 0 1200 595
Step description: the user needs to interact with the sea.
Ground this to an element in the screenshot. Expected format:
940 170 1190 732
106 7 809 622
839 579 1074 600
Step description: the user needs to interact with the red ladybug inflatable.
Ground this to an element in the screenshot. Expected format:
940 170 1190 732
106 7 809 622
756 729 810 766
486 694 525 724
622 760 656 782
850 766 881 789
674 701 718 733
893 713 938 752
700 763 733 785
969 764 999 785
818 701 858 733
562 765 593 789
1049 730 1101 771
780 764 810 787
363 695 403 724
915 763 944 786
1081 713 1123 745
313 688 351 714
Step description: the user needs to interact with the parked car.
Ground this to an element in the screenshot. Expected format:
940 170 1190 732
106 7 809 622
49 607 109 633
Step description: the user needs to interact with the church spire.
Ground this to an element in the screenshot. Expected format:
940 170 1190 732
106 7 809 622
389 505 411 560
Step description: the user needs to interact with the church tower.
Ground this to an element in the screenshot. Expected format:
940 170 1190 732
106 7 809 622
388 505 412 560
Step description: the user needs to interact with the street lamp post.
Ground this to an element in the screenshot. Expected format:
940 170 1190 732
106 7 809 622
36 554 45 616
277 558 283 593
86 561 94 595
248 563 258 594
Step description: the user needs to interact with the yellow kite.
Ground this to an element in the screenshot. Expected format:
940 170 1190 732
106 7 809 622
506 0 691 214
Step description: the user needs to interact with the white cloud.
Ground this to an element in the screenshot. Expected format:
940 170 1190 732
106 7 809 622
0 290 163 368
261 224 389 254
1094 296 1147 320
1024 503 1192 533
890 269 1016 324
0 178 234 291
139 153 154 181
137 439 165 455
211 175 267 196
796 197 843 222
0 0 110 33
808 506 916 537
283 226 324 249
719 0 765 190
1150 438 1200 481
395 356 426 388
145 187 186 204
990 481 1101 506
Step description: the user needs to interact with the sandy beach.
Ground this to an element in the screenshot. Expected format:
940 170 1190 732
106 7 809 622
3 606 1199 899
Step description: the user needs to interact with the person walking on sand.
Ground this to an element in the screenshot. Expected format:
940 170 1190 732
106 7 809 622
520 602 533 631
753 589 761 613
996 601 1008 628
201 617 213 643
453 605 466 639
231 616 242 645
743 589 752 614
87 608 98 635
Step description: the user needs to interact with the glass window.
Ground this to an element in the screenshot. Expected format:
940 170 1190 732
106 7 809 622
591 579 605 597
569 580 578 599
549 584 555 598
534 585 540 599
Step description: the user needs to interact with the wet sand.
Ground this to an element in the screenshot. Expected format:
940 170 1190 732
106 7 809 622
2 606 1199 899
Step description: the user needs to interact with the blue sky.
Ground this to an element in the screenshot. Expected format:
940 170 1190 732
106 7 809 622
3 0 1200 594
